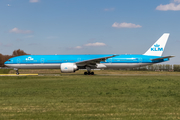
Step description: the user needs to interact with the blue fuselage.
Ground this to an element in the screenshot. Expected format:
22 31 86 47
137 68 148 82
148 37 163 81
4 54 169 69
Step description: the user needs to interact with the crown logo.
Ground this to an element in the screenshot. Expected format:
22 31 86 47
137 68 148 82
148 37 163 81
26 57 34 60
154 44 160 47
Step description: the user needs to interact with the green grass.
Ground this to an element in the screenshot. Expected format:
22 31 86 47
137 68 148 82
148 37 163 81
1 75 180 119
8 69 180 75
0 69 12 74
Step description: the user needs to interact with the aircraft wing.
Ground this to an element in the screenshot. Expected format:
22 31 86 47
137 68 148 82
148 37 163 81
76 55 117 65
151 56 175 61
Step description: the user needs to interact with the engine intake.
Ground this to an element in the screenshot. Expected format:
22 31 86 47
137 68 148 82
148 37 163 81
60 63 78 73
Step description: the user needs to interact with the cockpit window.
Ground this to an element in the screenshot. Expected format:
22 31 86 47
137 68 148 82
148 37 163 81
8 60 11 62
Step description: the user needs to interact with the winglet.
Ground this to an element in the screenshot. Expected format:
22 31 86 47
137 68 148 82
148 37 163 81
144 33 170 56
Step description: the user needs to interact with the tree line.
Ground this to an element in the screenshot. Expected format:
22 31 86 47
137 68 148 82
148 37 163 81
130 64 180 72
0 49 29 67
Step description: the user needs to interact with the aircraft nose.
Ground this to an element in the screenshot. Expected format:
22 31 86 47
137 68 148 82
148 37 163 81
4 61 8 64
4 60 11 66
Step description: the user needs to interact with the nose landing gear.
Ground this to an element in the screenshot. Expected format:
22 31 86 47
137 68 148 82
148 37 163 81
14 68 19 75
16 71 19 75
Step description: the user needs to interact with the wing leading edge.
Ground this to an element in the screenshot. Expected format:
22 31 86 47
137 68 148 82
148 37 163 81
76 55 118 66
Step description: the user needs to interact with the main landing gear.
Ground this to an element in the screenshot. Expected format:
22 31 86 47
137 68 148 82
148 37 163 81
84 66 94 75
84 71 94 75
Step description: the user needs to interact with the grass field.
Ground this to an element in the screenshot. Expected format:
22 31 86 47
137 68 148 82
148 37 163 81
1 73 180 120
0 69 12 74
6 69 180 75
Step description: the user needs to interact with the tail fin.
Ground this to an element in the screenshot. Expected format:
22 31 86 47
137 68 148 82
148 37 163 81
143 33 170 56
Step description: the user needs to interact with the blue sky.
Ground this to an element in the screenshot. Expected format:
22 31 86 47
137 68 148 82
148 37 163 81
0 0 180 64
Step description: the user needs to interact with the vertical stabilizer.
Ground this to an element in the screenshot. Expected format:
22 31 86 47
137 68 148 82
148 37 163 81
143 33 170 56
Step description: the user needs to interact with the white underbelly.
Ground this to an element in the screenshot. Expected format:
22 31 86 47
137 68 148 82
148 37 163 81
5 64 61 69
102 63 153 69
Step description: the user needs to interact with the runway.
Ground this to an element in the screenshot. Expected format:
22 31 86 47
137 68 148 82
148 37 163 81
0 74 38 76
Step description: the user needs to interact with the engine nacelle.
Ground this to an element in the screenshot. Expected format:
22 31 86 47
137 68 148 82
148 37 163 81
96 64 107 69
60 63 78 73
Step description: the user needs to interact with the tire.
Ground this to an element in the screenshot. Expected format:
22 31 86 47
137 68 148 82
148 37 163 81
91 72 94 75
84 72 87 75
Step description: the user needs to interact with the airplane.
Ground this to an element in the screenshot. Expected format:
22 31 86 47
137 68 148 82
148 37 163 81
4 33 174 75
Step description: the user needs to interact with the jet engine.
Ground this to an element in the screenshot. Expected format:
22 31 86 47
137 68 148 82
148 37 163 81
60 63 78 73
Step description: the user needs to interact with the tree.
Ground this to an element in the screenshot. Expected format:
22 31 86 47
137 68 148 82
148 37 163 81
0 53 3 67
12 49 30 56
0 49 30 67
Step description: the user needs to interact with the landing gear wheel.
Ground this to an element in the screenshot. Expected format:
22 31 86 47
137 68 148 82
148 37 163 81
84 72 87 75
84 71 94 75
16 69 19 75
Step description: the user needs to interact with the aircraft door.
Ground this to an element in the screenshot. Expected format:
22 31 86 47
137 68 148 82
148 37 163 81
41 58 44 64
17 58 20 64
139 58 142 63
109 58 112 63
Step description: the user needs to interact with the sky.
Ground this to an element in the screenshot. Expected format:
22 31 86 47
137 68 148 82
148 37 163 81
0 0 180 64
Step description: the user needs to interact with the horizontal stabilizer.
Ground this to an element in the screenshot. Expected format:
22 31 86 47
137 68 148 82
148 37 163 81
151 56 175 61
